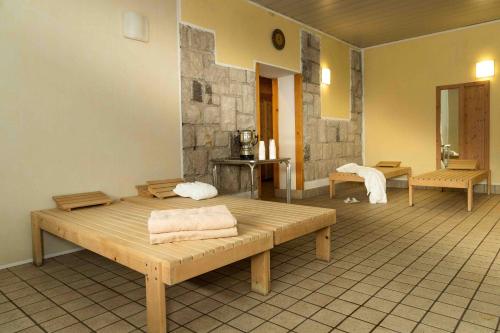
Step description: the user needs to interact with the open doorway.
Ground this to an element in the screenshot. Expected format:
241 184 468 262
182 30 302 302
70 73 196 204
258 77 278 199
256 63 302 201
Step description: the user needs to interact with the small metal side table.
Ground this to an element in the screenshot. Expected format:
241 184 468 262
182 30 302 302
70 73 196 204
211 158 292 203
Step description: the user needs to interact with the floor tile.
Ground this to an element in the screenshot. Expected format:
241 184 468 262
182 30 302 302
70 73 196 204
337 317 374 333
380 314 417 333
352 306 386 325
184 315 222 333
248 303 282 320
293 318 331 333
269 310 305 330
422 312 459 331
311 308 346 327
228 313 265 332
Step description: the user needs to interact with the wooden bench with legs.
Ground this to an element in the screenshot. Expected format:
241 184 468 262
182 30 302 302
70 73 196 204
123 194 336 262
409 160 491 212
329 161 412 199
32 199 274 333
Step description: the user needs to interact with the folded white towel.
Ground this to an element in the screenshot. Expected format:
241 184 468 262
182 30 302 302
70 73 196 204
148 205 237 234
337 163 387 204
173 181 218 200
149 227 238 244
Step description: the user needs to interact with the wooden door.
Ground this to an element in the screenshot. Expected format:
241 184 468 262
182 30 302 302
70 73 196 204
461 82 490 170
260 98 273 179
256 70 281 197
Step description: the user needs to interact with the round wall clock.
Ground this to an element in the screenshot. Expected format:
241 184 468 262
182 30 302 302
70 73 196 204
271 29 285 50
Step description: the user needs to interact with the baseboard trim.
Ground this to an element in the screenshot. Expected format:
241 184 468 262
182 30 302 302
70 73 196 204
275 182 359 199
0 247 83 270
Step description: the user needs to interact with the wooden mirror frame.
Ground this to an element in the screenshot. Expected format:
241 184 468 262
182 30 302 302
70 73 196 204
436 81 490 170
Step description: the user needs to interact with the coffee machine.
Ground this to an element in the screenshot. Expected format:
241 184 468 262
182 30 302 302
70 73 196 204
238 130 258 160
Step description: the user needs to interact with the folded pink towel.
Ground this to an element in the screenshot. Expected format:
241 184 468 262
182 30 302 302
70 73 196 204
149 227 238 244
148 205 237 234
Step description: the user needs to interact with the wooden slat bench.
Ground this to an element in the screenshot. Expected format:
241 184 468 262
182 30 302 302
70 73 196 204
409 160 491 212
122 195 336 262
329 161 412 199
31 201 273 333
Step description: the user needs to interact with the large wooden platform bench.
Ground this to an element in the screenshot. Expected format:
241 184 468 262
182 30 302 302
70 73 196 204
123 194 336 262
409 160 491 212
329 161 412 199
31 200 274 333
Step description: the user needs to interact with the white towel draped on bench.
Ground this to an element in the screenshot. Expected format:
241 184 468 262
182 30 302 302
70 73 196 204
337 163 387 204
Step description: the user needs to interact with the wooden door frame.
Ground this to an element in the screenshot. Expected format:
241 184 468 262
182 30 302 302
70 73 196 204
294 74 304 190
436 81 490 170
272 79 280 190
255 66 305 194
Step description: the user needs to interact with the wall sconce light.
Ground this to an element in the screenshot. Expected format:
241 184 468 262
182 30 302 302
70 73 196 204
476 60 494 78
321 68 331 85
123 11 149 42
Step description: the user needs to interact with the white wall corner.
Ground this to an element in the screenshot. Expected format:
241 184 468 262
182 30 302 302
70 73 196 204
304 177 329 190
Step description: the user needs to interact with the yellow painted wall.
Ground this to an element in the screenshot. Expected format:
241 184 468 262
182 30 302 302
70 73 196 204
181 0 352 119
321 36 351 119
0 0 181 266
364 21 500 183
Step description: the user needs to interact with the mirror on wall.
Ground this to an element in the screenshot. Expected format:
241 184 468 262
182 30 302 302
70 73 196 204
436 81 490 170
439 88 460 167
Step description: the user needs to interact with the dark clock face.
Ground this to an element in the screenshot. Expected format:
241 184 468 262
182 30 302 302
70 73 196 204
272 29 285 50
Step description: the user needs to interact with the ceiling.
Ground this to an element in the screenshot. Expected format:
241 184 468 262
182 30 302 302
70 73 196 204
250 0 500 48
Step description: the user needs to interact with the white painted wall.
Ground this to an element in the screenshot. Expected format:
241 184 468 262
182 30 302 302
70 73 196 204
278 75 296 189
0 0 181 267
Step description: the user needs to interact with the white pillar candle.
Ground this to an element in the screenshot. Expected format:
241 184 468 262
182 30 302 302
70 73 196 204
258 141 266 160
269 139 277 160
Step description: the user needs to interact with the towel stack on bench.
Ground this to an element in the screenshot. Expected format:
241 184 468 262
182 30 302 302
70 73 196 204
147 205 238 244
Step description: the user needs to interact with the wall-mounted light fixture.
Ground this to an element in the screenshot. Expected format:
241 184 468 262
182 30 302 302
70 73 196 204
321 68 331 85
476 60 494 78
123 11 149 42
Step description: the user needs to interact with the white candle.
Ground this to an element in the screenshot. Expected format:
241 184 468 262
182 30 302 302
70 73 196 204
269 139 276 160
258 141 266 160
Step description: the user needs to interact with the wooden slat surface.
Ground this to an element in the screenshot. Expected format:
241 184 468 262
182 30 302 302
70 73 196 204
412 169 488 188
136 185 153 198
375 161 401 167
147 179 184 199
34 201 272 269
122 195 336 245
447 159 479 170
52 191 112 211
330 166 411 183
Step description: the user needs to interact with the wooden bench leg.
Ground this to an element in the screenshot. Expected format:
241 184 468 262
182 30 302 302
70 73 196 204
409 183 414 207
406 170 412 188
251 251 270 295
315 226 331 262
31 213 44 267
329 180 335 199
488 171 492 195
467 182 473 212
146 262 166 333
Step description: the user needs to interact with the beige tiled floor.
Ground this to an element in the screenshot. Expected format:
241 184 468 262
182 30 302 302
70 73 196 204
1 187 499 332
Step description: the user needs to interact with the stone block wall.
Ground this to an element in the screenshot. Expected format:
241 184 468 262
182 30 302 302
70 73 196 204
179 26 363 193
301 31 363 183
180 24 256 193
